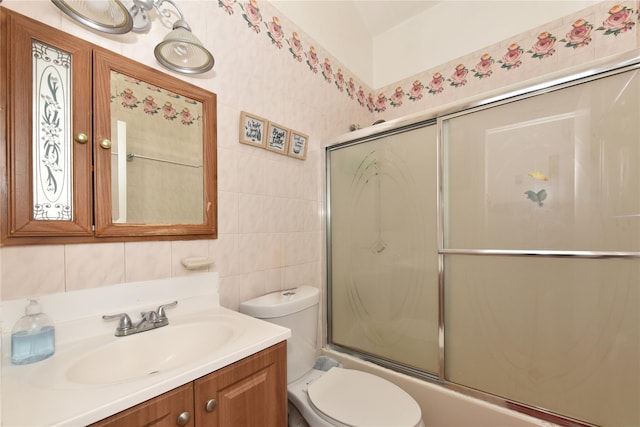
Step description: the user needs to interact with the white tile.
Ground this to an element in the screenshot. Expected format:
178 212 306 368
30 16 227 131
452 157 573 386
263 196 285 233
263 233 283 269
209 234 240 277
218 148 240 194
283 232 304 266
217 107 240 152
238 152 266 195
237 271 266 304
218 191 239 234
218 275 240 311
0 245 65 300
283 262 315 289
238 194 266 233
283 198 304 232
303 200 321 232
65 243 125 291
124 241 172 282
238 234 264 273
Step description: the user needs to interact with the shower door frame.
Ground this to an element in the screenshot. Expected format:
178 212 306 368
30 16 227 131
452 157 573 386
325 119 439 382
325 48 640 427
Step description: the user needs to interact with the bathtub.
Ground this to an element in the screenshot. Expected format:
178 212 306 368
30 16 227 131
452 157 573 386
321 349 559 427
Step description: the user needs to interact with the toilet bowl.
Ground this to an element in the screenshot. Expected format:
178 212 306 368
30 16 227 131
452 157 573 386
239 286 424 427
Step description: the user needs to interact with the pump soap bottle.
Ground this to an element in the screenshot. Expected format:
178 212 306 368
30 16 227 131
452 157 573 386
11 299 55 365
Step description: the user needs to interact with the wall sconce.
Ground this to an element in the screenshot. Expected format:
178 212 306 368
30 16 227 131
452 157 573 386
50 0 214 74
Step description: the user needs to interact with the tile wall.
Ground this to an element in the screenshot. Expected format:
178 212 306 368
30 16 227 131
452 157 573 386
0 0 637 312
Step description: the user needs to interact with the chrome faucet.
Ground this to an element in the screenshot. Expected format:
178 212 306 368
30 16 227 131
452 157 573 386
103 301 178 337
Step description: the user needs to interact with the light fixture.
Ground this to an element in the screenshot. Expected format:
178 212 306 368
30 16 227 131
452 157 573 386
154 19 214 74
51 0 133 34
50 0 214 74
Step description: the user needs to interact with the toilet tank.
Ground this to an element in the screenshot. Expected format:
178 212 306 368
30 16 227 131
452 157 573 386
239 286 320 383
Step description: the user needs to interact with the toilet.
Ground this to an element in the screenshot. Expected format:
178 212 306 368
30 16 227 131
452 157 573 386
239 286 425 427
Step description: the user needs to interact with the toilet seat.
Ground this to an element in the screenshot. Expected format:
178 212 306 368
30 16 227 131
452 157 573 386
307 368 422 427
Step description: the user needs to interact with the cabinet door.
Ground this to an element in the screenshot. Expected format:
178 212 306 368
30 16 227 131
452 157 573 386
89 383 194 427
1 9 93 241
91 47 218 239
194 342 287 427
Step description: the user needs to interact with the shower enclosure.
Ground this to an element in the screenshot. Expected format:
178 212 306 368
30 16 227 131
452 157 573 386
326 51 640 427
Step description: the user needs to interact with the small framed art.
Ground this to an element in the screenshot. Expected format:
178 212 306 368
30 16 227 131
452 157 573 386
266 121 290 155
287 130 309 160
239 111 267 147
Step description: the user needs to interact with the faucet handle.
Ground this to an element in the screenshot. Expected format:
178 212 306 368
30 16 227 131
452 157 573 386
140 310 159 322
157 300 178 321
102 313 133 335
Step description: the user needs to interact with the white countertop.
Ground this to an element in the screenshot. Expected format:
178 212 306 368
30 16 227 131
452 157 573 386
1 273 291 426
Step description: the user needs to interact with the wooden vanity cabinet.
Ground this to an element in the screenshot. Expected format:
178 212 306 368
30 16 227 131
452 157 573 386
194 341 287 427
90 342 287 427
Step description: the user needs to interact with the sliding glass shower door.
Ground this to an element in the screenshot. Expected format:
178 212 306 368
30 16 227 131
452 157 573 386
441 67 640 427
327 124 439 374
327 56 640 427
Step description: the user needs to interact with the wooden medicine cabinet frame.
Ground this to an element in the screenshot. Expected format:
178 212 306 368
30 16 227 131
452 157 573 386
0 8 218 246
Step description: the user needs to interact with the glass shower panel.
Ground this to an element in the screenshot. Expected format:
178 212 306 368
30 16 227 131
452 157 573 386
329 125 439 374
444 255 640 427
443 69 640 252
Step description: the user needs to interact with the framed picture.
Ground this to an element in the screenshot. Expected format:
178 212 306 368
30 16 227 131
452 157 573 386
287 130 309 160
239 111 267 147
266 121 290 155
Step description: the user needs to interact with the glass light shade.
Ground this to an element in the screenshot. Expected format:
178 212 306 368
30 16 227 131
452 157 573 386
154 22 214 74
51 0 133 34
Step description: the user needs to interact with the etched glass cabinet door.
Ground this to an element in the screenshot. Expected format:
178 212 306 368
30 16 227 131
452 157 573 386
1 8 93 240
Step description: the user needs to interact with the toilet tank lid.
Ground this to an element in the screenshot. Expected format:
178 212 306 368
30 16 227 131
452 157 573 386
239 286 319 318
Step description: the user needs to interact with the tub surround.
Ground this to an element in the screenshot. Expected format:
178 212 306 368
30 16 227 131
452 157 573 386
0 273 290 426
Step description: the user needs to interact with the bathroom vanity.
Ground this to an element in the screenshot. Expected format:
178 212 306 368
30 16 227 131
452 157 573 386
0 273 290 426
91 342 286 426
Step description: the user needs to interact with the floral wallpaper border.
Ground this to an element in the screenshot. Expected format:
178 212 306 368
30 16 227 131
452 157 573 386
218 0 638 114
110 72 201 126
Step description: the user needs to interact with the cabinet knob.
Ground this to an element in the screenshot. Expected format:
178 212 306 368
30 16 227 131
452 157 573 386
74 133 88 144
176 411 191 426
99 139 112 149
205 398 217 412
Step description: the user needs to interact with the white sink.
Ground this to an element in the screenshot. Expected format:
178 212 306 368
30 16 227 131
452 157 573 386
66 319 239 385
29 315 243 389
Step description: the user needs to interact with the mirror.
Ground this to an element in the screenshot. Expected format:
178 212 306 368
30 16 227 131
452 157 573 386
93 48 217 238
109 71 204 224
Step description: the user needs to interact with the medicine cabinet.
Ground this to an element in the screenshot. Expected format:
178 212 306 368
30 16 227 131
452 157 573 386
0 8 217 245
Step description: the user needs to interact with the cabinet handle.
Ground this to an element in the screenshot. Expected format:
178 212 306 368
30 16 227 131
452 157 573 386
205 398 217 412
74 133 88 144
99 139 112 149
176 411 191 426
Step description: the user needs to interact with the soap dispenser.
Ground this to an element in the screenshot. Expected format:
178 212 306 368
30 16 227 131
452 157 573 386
11 299 55 365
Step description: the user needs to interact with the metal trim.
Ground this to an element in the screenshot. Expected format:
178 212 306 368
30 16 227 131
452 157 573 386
439 249 640 258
